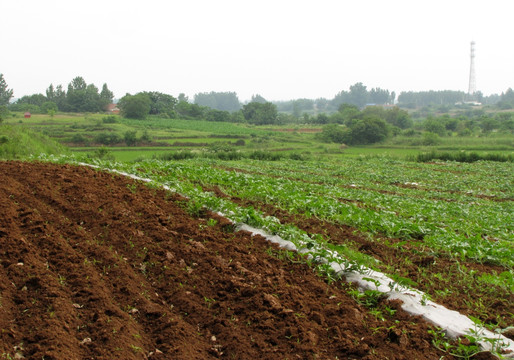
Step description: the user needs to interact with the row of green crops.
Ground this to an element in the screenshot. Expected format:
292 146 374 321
122 118 271 137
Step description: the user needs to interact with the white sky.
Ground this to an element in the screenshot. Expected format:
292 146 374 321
1 0 513 102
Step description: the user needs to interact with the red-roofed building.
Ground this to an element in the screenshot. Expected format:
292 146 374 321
106 104 120 114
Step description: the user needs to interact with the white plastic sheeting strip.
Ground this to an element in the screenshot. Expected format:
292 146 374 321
81 163 514 357
237 223 514 357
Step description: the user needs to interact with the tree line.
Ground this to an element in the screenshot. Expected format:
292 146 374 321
5 76 114 114
316 103 514 146
1 73 513 133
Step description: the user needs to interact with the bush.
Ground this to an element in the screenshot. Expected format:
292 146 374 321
249 151 283 161
156 151 197 161
94 132 121 145
91 147 114 160
140 130 152 143
124 131 138 146
421 132 440 146
213 151 242 160
70 134 88 145
41 101 58 114
415 151 513 163
102 115 118 124
319 124 348 143
289 153 306 161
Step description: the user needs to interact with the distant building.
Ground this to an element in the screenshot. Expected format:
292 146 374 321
106 103 120 114
24 112 31 118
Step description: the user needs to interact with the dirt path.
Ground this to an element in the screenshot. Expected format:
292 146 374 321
0 161 471 359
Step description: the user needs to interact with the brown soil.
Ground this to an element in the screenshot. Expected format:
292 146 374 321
0 161 494 359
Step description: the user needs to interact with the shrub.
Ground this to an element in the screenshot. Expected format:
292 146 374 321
415 151 513 163
140 130 152 143
70 134 88 144
124 131 138 146
249 151 283 161
94 132 121 145
102 115 118 124
156 151 197 161
421 132 441 146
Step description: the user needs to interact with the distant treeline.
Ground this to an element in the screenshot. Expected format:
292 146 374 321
8 77 114 114
397 90 508 108
2 73 514 125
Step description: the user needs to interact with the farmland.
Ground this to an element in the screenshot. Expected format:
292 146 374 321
75 156 513 327
0 161 461 359
1 111 514 358
3 112 513 162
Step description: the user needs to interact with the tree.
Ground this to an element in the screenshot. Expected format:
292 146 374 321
398 90 467 108
480 117 499 133
497 88 514 109
292 99 314 117
54 85 66 110
206 109 231 122
319 123 348 143
346 116 389 144
0 74 14 105
348 82 368 108
176 101 205 119
250 94 267 104
178 93 189 103
65 77 103 112
424 117 447 136
99 83 114 110
384 106 412 129
194 92 240 112
46 84 55 101
242 102 278 125
368 87 390 105
42 101 58 114
337 103 360 124
118 93 151 119
70 76 87 91
15 94 47 107
142 91 177 117
313 113 330 124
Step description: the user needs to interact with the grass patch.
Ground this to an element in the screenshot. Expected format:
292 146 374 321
0 125 67 159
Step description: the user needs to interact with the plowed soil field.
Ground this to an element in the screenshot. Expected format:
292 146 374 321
0 161 472 359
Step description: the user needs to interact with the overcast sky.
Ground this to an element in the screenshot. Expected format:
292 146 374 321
1 0 513 102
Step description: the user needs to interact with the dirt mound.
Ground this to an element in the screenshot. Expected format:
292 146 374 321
0 161 458 359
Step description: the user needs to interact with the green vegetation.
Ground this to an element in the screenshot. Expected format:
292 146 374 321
0 74 14 106
0 125 67 159
413 151 513 163
1 109 512 163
